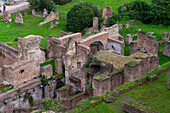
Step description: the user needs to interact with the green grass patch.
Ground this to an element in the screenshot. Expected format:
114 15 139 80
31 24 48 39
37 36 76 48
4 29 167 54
159 43 165 51
43 99 66 112
126 61 138 66
158 53 170 65
81 102 117 113
40 59 55 73
112 70 170 113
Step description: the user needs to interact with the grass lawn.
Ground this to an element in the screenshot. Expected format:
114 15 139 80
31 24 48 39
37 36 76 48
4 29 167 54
81 102 117 113
112 70 170 113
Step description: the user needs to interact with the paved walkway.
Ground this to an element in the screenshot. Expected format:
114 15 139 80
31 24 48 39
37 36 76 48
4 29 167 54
0 0 29 16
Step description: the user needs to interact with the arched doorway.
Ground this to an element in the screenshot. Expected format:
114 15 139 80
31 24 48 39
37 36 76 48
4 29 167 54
90 41 104 54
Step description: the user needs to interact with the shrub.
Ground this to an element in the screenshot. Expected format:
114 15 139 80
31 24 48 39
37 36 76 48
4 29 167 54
108 0 170 26
67 3 100 32
28 0 56 13
53 0 72 5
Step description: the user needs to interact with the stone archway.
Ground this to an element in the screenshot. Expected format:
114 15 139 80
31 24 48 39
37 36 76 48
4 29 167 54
89 41 104 54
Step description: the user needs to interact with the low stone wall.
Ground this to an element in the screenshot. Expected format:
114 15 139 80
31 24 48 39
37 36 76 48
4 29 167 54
0 77 64 112
0 68 3 83
123 100 157 113
59 31 69 37
0 79 42 113
0 42 18 68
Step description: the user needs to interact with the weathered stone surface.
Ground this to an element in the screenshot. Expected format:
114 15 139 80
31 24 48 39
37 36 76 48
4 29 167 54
163 41 170 57
125 34 132 44
85 17 99 34
146 32 154 36
162 32 169 41
38 12 59 27
130 32 158 55
15 13 23 24
41 64 53 78
93 17 98 28
49 21 60 30
101 7 114 25
136 29 141 32
18 35 45 62
5 0 14 4
0 68 3 83
43 9 48 17
0 42 18 68
55 59 63 74
3 12 12 23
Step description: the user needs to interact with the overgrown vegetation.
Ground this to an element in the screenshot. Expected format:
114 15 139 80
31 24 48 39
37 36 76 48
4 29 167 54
24 93 34 106
112 70 170 113
43 99 66 112
28 0 56 13
53 0 72 5
0 84 14 94
40 59 55 73
126 61 139 66
40 75 48 86
67 2 100 32
108 0 170 26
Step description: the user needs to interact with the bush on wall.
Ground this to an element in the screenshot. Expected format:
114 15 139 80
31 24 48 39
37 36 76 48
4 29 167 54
67 3 101 33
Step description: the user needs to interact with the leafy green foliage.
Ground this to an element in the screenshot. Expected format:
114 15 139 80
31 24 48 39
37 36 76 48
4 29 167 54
56 81 65 89
83 57 92 68
24 93 34 106
28 0 56 13
41 75 48 86
108 0 170 26
67 2 100 32
43 100 66 112
53 0 72 5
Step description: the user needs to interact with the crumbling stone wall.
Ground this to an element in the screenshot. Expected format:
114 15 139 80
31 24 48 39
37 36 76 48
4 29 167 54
163 41 170 57
3 60 39 86
93 78 110 96
38 12 59 26
162 32 169 41
107 38 124 55
92 54 159 96
80 32 108 49
59 31 69 37
0 42 18 68
130 32 158 55
0 68 3 83
0 79 42 113
41 64 53 78
64 53 88 84
15 13 23 24
3 12 12 23
0 78 62 112
56 85 73 100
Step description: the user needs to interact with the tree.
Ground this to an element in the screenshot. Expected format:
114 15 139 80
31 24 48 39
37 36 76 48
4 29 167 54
28 0 55 13
67 3 100 33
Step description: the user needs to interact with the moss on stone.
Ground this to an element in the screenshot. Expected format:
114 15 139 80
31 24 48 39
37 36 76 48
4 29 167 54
126 61 139 66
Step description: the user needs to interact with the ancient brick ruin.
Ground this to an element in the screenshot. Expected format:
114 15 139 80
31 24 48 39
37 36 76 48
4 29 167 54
0 23 163 112
15 13 23 24
129 32 158 55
